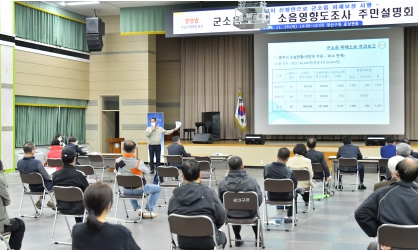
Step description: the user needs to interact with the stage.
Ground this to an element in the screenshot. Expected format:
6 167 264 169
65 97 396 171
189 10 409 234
136 140 418 167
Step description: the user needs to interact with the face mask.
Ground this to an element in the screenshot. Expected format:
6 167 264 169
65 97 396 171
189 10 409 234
151 122 156 127
58 137 62 142
75 141 78 145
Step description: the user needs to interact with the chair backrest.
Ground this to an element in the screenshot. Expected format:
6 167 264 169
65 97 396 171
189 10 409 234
378 158 389 168
377 224 418 249
198 161 211 171
53 186 84 202
168 214 215 238
223 191 259 211
311 163 323 174
20 173 44 185
116 175 143 189
157 166 179 178
165 155 183 165
74 165 95 176
338 158 358 169
264 179 294 194
88 155 104 166
195 156 211 164
293 169 310 182
78 156 91 165
47 158 63 167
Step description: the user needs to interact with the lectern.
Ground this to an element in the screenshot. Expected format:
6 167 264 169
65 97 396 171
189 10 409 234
106 138 125 153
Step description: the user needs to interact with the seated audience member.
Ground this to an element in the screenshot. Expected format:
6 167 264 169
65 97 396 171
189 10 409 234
306 137 331 182
399 138 418 158
168 160 227 250
218 156 262 247
373 156 404 191
0 173 25 250
56 134 65 147
380 137 396 158
116 140 161 218
167 136 191 168
287 143 314 206
47 139 62 160
53 147 89 223
337 137 366 189
355 158 418 250
65 136 88 164
17 142 55 210
72 182 141 250
264 148 299 223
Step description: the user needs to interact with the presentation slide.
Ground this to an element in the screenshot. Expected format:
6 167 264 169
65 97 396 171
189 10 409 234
268 38 389 125
254 28 405 135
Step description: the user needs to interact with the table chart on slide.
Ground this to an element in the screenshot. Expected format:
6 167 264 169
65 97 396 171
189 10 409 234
271 67 384 112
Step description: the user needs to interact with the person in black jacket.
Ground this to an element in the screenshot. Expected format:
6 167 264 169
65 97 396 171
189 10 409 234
72 182 141 250
306 137 331 181
264 147 298 223
168 160 226 250
167 136 191 168
355 158 418 250
65 136 88 165
218 156 262 247
53 147 89 223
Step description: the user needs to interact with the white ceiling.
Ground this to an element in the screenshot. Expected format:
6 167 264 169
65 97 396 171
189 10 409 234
46 1 198 17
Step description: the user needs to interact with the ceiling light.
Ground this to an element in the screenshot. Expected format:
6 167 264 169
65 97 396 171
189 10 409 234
65 1 100 6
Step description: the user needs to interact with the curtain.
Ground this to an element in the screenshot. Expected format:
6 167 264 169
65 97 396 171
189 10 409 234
58 108 86 144
120 4 199 35
16 106 59 147
404 27 418 140
180 35 254 139
15 3 88 52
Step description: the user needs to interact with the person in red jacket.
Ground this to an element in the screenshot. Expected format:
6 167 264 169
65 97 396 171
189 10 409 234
47 139 62 161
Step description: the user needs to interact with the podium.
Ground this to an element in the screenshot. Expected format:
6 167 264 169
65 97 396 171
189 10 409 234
106 138 125 153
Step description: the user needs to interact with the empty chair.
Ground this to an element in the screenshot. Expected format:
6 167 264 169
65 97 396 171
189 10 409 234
88 155 112 182
73 165 96 184
198 160 216 188
375 224 418 249
378 158 389 182
223 191 264 249
47 158 63 168
337 158 359 191
0 160 8 188
293 169 315 212
196 156 218 185
263 179 296 231
114 175 151 223
19 173 54 218
168 214 224 250
157 166 181 205
77 156 90 165
51 186 86 245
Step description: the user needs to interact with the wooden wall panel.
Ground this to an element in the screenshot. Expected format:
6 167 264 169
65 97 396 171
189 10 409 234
15 50 89 100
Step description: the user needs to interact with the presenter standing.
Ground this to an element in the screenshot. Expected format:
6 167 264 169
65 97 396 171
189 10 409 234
145 117 177 174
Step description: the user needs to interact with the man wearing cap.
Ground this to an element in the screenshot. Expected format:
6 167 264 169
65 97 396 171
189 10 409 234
53 147 89 223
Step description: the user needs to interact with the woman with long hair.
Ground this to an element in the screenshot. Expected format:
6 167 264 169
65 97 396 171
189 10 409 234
72 182 141 250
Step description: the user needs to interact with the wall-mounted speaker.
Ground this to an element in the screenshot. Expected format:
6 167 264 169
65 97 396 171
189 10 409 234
87 34 103 52
245 134 265 145
86 17 105 36
192 133 213 144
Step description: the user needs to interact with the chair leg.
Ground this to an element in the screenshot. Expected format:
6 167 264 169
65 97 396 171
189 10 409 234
122 199 129 218
226 223 232 247
259 219 265 249
51 209 58 243
114 196 120 218
100 168 105 182
107 170 112 182
311 188 315 210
